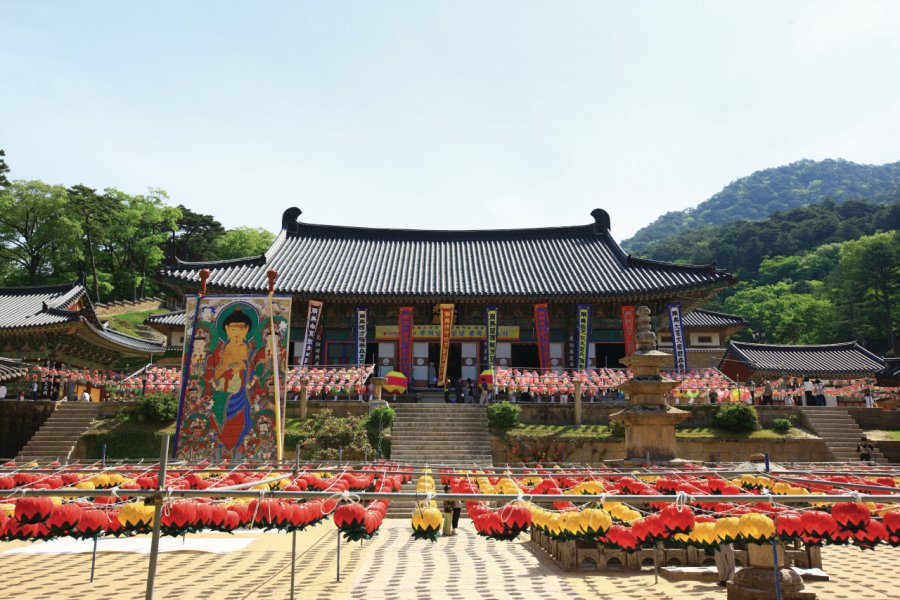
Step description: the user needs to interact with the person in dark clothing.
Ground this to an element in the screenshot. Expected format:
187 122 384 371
857 437 874 462
443 484 461 535
762 380 773 405
443 379 451 403
455 378 464 403
709 388 718 404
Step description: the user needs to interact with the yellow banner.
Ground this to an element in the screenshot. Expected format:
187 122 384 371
375 325 520 340
438 304 454 385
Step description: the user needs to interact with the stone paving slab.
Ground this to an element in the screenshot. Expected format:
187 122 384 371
0 522 898 599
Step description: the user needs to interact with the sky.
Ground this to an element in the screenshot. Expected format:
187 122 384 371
2 1 899 241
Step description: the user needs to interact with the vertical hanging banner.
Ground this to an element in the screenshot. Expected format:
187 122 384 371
437 304 455 385
620 305 637 356
299 300 323 367
534 303 552 371
398 306 414 378
355 306 368 367
175 295 291 461
312 327 324 367
485 306 498 369
576 304 591 370
667 301 689 373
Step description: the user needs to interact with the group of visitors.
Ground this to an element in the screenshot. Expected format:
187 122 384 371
441 378 492 404
0 381 92 402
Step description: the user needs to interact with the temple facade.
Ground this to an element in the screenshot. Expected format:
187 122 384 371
158 208 736 386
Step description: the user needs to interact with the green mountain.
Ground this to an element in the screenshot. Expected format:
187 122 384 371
623 158 900 253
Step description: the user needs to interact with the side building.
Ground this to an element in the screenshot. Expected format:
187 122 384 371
157 208 736 386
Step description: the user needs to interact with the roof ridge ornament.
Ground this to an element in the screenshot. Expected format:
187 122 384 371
282 207 302 233
591 208 610 235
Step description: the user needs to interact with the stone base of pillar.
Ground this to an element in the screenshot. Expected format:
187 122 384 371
727 543 815 600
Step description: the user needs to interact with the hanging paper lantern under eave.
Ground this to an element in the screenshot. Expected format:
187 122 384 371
383 371 408 395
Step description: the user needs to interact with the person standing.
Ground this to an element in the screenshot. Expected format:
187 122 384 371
428 363 437 388
802 377 814 406
762 379 773 406
31 380 39 401
465 379 474 403
443 378 451 403
81 389 91 402
714 542 736 587
455 378 464 403
863 388 875 408
747 378 756 404
479 383 489 405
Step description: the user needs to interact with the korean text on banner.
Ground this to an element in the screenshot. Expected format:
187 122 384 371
576 304 591 370
437 304 454 385
620 306 637 356
485 306 498 368
355 307 368 367
534 304 551 371
667 301 689 373
398 306 414 378
299 300 323 368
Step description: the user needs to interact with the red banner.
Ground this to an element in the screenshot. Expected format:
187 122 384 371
437 304 454 385
620 305 636 356
398 307 414 378
534 303 551 371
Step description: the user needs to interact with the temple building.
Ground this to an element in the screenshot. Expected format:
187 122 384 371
158 208 736 386
0 282 165 367
719 341 884 382
658 308 748 369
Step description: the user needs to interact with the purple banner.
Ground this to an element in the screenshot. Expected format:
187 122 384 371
398 306 414 378
534 303 551 371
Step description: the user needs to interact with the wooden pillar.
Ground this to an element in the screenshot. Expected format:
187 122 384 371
300 378 309 420
574 380 583 426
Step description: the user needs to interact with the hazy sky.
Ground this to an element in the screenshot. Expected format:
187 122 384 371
2 1 899 241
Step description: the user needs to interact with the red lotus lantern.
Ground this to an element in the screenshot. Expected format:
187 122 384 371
775 513 803 540
47 503 81 534
852 519 887 550
15 497 54 524
77 509 111 539
831 502 871 532
800 510 837 544
659 504 695 535
604 524 640 552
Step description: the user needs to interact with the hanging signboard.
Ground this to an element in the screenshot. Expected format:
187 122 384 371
485 306 498 368
398 306 414 378
576 304 591 370
437 304 454 385
667 301 689 374
299 300 323 368
355 306 368 367
620 305 637 356
534 303 551 371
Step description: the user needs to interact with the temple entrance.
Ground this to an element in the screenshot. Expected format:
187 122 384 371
594 343 626 369
511 343 541 369
427 342 462 382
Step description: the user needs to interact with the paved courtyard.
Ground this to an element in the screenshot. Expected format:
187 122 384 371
1 520 898 599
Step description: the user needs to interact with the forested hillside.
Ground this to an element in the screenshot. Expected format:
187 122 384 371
638 198 900 355
624 159 900 253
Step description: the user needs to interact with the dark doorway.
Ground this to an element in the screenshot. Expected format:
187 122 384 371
511 343 541 369
427 342 462 382
364 342 379 366
595 343 626 369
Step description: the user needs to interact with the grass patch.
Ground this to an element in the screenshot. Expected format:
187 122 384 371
506 424 619 440
81 417 176 459
675 426 813 440
865 430 900 441
106 309 169 338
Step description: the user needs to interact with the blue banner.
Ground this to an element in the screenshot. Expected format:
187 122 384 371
576 304 591 370
355 306 368 367
667 301 689 373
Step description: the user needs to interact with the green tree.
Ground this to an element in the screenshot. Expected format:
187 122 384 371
839 231 900 355
67 184 121 301
0 180 82 285
723 282 838 344
166 205 225 263
0 150 9 187
214 227 275 259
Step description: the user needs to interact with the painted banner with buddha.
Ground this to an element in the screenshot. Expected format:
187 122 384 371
174 295 291 461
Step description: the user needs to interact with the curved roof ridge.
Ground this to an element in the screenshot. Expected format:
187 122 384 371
0 281 82 296
173 254 267 269
286 220 598 240
692 308 747 320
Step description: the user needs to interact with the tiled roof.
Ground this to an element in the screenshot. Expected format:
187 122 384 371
876 358 900 385
0 283 87 329
721 341 884 377
682 309 748 329
0 358 28 382
145 311 186 328
161 208 735 299
0 282 164 355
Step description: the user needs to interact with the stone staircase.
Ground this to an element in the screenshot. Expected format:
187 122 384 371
801 407 888 464
386 403 493 518
16 403 102 461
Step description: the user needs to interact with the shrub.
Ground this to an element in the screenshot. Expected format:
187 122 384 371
607 420 625 438
136 393 179 422
713 403 759 433
284 409 372 461
487 401 520 431
365 405 396 458
771 417 793 434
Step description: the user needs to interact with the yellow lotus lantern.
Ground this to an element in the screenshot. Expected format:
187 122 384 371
383 371 408 395
416 475 435 493
411 505 444 542
689 521 719 548
715 516 741 544
580 508 612 535
118 501 155 532
737 513 776 543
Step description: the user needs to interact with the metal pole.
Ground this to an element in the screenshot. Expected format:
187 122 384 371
89 535 99 582
336 529 341 582
765 452 770 473
101 445 107 467
772 539 782 600
144 434 170 600
290 444 300 600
